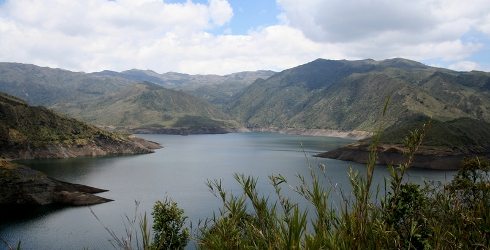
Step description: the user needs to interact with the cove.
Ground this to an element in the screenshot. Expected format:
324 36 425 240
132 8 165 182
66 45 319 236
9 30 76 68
0 133 455 249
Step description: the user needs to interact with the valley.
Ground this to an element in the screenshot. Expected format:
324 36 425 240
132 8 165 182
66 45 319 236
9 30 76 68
1 58 489 169
1 58 489 249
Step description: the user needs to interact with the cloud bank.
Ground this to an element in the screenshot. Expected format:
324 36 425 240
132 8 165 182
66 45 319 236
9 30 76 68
0 0 489 74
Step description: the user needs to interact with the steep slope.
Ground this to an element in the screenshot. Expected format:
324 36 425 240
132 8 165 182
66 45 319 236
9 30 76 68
228 58 490 132
51 82 238 133
0 63 239 132
317 116 490 169
0 92 159 160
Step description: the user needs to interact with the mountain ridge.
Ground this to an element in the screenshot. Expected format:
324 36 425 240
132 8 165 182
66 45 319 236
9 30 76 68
0 63 243 133
228 58 490 132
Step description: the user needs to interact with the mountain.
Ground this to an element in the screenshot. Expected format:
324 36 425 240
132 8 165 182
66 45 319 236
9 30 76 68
0 92 159 160
0 62 133 106
317 116 490 169
0 63 238 133
228 58 490 132
51 81 239 133
93 69 275 105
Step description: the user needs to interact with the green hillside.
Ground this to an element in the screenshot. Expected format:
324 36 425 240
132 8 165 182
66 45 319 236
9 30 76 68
94 69 275 105
51 82 238 131
317 116 490 169
378 116 490 153
0 63 239 132
228 58 490 131
0 92 155 159
0 62 133 106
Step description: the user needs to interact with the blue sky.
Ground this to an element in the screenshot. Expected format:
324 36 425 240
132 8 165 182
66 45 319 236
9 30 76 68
166 0 281 35
0 0 489 74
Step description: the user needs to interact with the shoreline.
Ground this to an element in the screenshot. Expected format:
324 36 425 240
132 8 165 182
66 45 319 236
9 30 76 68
316 142 489 170
121 125 372 140
243 127 372 140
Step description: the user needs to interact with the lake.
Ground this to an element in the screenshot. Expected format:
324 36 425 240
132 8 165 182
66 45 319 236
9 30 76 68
0 133 455 249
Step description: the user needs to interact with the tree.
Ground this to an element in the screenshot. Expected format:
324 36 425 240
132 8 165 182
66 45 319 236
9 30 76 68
151 198 189 250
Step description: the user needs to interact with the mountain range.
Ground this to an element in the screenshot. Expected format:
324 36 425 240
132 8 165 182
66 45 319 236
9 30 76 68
0 63 269 132
228 58 490 131
92 68 275 106
0 59 489 135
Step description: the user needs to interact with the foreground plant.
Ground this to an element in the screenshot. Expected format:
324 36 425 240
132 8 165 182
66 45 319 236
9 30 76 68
197 119 489 249
94 198 189 250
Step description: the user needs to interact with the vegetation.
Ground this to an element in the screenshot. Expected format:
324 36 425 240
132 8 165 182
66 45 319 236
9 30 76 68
378 115 490 152
195 123 489 249
0 91 154 159
151 198 189 249
93 106 489 249
92 199 189 250
0 92 116 148
52 82 238 131
100 68 275 105
0 63 264 131
228 58 490 131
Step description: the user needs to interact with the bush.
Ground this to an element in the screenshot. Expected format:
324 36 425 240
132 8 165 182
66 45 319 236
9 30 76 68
152 198 189 250
197 120 490 249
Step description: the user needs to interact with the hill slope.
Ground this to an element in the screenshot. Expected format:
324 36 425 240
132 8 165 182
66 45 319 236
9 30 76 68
0 92 159 159
0 63 238 132
51 82 239 133
317 116 490 169
0 62 133 106
228 58 490 131
93 69 275 105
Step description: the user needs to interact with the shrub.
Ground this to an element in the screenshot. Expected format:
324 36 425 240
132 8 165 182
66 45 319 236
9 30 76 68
152 198 189 250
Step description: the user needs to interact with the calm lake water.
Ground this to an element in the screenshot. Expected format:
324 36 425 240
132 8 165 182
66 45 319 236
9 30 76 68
0 133 455 249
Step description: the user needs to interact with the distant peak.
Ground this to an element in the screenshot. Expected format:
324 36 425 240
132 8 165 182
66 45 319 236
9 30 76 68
380 58 428 68
123 69 158 74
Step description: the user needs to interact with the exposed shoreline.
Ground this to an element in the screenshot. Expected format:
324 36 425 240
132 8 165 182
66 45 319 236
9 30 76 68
107 124 372 140
0 136 161 161
244 127 372 140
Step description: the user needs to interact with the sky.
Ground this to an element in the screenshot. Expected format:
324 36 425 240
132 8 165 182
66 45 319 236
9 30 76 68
0 0 489 74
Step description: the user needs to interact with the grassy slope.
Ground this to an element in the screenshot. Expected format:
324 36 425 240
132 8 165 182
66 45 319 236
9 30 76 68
0 92 150 157
94 69 276 105
51 82 238 129
378 116 490 153
228 58 490 131
0 62 132 106
0 63 238 130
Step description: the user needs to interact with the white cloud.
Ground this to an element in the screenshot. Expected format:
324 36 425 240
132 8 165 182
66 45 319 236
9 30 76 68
0 0 489 74
209 0 233 26
277 0 490 68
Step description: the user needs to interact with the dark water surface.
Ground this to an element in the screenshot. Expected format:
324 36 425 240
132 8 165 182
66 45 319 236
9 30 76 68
0 133 455 249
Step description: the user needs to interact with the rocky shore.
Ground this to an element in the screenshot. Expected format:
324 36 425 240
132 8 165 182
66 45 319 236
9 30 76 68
0 160 111 207
316 142 488 170
0 135 161 160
